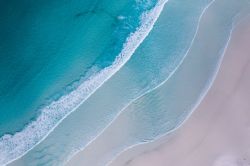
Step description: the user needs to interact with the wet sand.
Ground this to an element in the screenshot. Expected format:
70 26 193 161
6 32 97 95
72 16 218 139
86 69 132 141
113 15 250 166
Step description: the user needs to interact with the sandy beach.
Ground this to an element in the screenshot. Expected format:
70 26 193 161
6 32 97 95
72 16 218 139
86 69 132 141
111 15 250 166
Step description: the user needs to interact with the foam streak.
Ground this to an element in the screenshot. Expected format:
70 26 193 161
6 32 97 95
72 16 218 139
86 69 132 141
0 0 168 165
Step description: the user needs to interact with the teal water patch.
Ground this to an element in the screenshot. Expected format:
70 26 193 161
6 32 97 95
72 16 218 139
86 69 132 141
0 0 163 165
66 0 250 165
8 0 215 165
0 0 157 136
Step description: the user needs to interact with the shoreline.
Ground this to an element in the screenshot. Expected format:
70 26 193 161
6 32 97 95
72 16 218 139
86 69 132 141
66 0 249 165
111 14 250 166
65 0 218 165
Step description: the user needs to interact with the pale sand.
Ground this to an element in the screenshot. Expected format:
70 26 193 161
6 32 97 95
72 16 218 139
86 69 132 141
112 15 250 166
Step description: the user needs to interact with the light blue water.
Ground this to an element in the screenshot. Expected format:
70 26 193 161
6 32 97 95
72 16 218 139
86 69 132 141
0 0 162 165
7 0 216 165
71 1 250 165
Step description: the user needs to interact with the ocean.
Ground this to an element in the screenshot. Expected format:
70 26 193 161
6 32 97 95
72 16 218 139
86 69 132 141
1 0 250 165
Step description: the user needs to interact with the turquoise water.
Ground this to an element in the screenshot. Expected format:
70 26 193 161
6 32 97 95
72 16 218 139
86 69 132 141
0 0 160 164
1 0 250 165
7 0 215 165
0 0 157 135
71 1 250 165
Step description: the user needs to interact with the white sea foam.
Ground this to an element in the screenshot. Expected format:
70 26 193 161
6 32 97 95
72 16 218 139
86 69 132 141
82 0 219 165
0 0 168 165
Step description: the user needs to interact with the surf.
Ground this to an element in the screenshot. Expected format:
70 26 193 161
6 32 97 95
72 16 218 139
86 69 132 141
0 0 168 165
7 0 217 165
68 0 250 165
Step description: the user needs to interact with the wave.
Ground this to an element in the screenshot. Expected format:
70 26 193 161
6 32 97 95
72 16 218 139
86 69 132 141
8 0 214 165
107 19 233 166
62 0 250 165
65 0 215 164
0 0 168 165
107 14 242 166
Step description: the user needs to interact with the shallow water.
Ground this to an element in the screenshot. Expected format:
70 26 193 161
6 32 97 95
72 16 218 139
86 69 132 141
67 0 250 165
7 0 215 165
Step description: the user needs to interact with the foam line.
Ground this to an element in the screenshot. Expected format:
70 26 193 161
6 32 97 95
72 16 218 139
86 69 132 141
0 0 169 165
106 6 250 166
64 0 214 164
106 26 234 166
